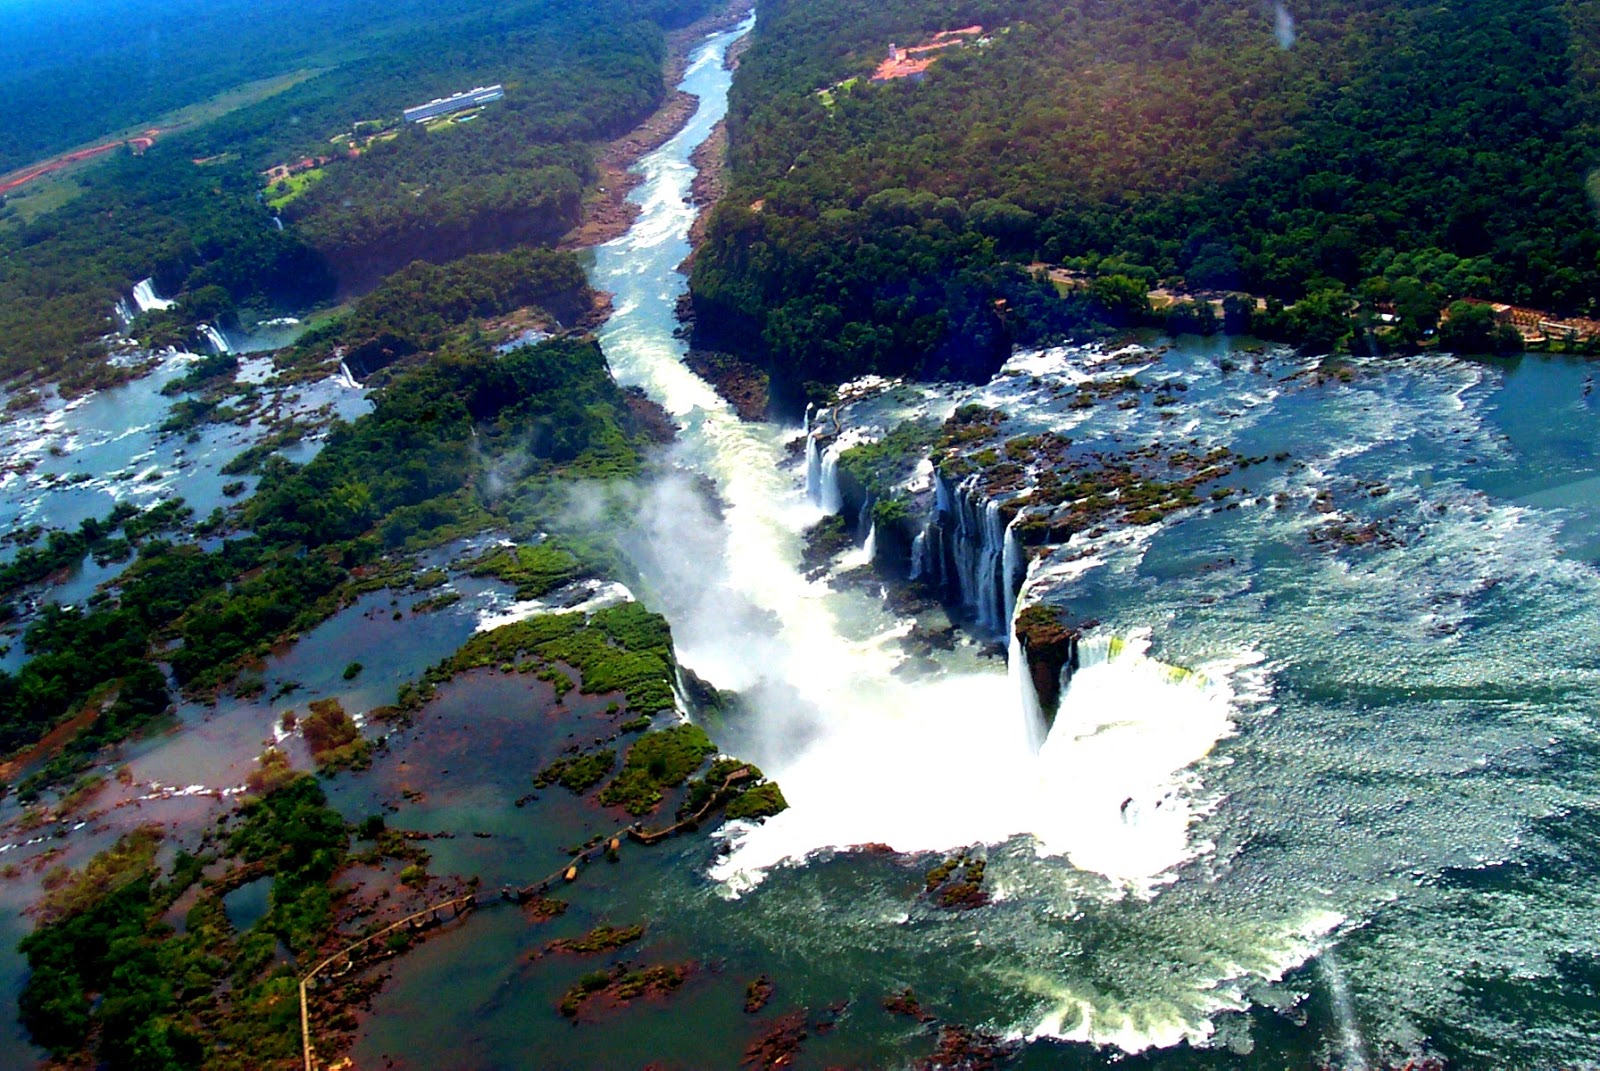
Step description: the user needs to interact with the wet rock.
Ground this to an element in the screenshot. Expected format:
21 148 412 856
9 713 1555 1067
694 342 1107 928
686 350 770 421
1012 604 1080 723
915 1025 1017 1070
743 974 774 1013
742 1010 807 1068
883 988 937 1023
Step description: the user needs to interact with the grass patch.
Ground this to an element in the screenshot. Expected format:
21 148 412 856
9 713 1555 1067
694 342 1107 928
264 167 326 211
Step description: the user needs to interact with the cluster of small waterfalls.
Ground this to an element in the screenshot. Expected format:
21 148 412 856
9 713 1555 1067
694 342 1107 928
115 276 234 355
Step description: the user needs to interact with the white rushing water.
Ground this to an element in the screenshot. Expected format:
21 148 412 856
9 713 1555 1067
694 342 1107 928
590 14 1240 922
130 277 176 313
198 323 232 355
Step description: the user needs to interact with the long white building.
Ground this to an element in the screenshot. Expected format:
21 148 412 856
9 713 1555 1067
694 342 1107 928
403 85 505 124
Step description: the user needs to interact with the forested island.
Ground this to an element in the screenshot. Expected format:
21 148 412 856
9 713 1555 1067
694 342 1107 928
688 0 1600 402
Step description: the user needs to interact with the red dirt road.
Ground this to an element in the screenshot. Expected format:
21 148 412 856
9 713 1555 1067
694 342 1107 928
0 129 161 196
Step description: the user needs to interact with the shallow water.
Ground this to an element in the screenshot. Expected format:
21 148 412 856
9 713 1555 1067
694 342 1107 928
0 346 368 606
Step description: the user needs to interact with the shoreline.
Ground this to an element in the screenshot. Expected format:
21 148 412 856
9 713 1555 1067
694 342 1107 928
558 0 755 252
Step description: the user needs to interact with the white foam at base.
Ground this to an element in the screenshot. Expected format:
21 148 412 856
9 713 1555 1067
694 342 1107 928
709 630 1238 898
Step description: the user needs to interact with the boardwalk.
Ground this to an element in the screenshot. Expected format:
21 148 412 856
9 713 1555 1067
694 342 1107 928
297 765 755 1069
299 893 479 1071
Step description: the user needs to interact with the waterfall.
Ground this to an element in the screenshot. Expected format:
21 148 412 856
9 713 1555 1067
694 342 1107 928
198 324 232 355
818 442 843 515
805 432 822 504
863 522 877 564
1001 512 1025 631
272 216 284 231
856 496 872 540
338 361 362 390
918 468 1030 637
584 12 1238 924
114 299 136 329
942 472 1012 636
131 278 175 314
1009 628 1049 752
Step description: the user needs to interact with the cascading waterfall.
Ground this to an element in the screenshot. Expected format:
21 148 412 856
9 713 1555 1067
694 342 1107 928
805 432 822 504
585 16 1246 1046
818 441 843 515
862 522 877 564
338 360 362 390
131 277 175 314
1001 511 1025 631
1009 626 1049 752
198 324 232 355
940 471 1014 636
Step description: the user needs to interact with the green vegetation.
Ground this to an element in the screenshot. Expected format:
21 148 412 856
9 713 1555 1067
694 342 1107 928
298 698 372 773
0 334 658 786
537 750 618 793
836 420 939 500
428 601 678 715
557 962 689 1018
544 922 645 955
263 168 326 211
0 499 192 602
1439 301 1525 355
0 0 714 386
160 352 240 397
692 0 1600 386
468 541 588 599
18 774 355 1069
280 247 593 380
725 781 789 820
923 854 987 909
598 723 717 815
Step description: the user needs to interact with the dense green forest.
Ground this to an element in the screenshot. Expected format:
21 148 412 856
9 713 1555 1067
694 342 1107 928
0 322 653 792
0 0 508 172
0 0 712 386
690 0 1600 389
282 247 594 379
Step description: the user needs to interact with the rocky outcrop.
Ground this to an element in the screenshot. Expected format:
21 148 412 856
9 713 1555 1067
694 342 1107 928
1012 603 1081 724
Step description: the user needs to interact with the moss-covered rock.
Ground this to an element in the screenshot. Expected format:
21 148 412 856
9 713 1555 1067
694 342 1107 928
597 724 717 816
536 750 617 793
725 782 788 820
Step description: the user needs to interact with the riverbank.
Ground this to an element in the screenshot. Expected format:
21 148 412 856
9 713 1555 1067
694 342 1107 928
559 0 755 251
